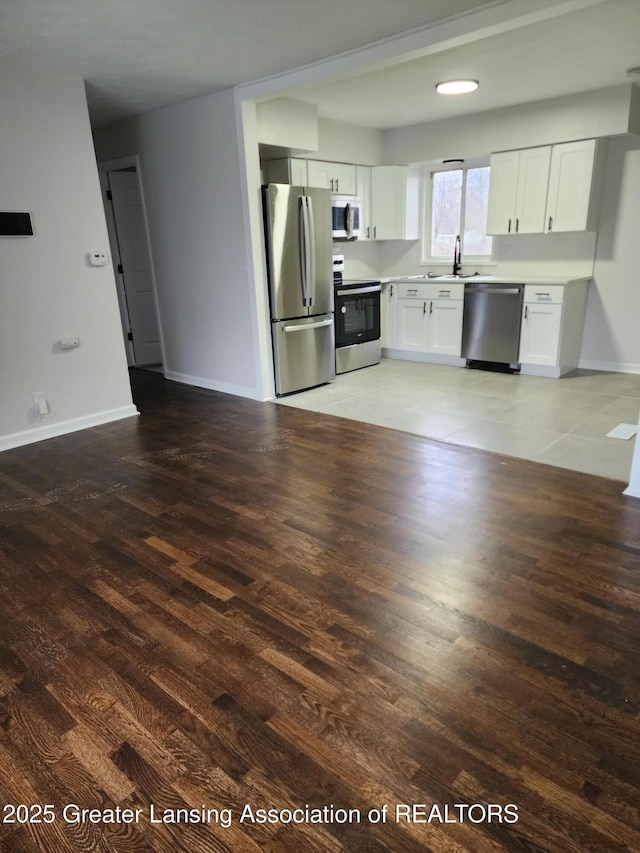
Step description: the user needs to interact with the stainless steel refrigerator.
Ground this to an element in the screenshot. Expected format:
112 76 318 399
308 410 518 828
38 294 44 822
262 183 335 396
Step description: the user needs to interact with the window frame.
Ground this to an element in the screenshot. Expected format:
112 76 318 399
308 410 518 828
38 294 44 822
420 157 494 266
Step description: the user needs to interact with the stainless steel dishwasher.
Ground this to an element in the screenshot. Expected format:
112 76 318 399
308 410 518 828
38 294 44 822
461 281 525 365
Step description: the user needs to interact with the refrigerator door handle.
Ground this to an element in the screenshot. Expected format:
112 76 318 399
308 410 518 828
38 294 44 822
306 196 316 307
282 318 333 333
298 196 309 307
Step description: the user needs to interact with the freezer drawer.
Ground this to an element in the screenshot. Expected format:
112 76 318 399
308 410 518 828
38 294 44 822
272 314 335 395
462 283 524 363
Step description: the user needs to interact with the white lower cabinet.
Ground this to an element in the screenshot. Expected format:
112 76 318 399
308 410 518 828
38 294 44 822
398 298 428 349
381 282 397 348
519 302 563 366
384 282 464 363
383 279 589 376
518 283 589 377
430 300 464 356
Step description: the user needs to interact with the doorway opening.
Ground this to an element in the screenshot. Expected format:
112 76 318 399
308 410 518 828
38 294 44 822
98 156 164 374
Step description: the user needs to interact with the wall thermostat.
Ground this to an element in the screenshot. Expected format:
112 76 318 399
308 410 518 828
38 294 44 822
88 251 109 267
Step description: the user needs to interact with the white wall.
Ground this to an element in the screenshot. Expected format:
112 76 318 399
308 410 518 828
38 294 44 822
0 72 136 451
315 118 384 166
93 89 266 399
582 136 640 373
384 86 639 164
257 98 318 151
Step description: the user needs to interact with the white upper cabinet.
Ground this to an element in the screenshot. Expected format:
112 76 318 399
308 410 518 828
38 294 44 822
356 165 372 240
545 139 599 233
487 139 604 235
486 151 519 235
487 147 551 235
370 166 419 241
306 160 357 194
264 158 308 186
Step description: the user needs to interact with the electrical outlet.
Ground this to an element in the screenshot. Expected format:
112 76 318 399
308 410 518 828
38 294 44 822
60 337 80 350
32 392 49 418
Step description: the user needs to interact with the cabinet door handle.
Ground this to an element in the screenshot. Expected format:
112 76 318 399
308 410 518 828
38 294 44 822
390 285 393 297
548 216 553 231
525 305 528 320
335 179 339 192
366 226 370 239
429 301 433 316
373 226 377 239
515 218 519 233
508 218 512 233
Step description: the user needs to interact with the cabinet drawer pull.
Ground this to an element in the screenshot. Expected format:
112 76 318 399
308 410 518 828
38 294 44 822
535 292 551 298
407 288 418 294
438 290 451 296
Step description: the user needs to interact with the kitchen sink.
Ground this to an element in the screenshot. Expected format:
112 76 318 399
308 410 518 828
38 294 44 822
406 273 479 280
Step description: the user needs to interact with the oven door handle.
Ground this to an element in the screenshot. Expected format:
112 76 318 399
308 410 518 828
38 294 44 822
282 318 333 333
336 285 381 296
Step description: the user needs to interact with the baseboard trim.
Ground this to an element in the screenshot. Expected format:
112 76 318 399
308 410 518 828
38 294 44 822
623 486 640 499
578 359 640 375
382 348 465 367
0 405 139 452
163 370 265 401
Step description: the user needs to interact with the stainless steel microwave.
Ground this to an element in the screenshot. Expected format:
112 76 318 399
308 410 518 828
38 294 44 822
331 194 361 240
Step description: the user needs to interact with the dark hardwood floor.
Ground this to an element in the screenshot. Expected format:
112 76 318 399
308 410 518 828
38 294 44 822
0 367 639 852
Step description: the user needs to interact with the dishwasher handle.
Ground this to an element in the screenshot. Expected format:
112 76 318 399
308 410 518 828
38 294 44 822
465 286 522 295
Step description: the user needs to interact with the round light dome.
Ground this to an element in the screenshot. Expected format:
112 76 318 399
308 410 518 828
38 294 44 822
435 79 479 95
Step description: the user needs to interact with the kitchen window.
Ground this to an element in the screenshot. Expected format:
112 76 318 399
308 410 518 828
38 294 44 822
423 161 493 262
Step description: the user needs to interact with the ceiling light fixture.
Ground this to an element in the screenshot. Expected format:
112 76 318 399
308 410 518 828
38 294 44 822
436 79 479 95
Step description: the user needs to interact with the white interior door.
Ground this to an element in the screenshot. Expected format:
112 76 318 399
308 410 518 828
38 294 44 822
108 170 162 366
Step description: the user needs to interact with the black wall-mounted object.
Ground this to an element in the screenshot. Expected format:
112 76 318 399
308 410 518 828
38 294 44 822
0 212 33 236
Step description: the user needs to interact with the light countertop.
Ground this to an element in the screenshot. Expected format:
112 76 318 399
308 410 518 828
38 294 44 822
381 275 591 286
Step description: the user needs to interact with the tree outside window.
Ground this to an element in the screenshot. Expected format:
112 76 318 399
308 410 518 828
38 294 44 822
430 165 492 259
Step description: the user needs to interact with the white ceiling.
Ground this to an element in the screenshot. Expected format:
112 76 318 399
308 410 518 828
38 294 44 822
0 0 498 126
0 0 638 129
287 0 640 128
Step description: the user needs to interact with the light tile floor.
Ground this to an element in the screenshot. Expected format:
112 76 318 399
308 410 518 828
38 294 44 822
276 358 640 483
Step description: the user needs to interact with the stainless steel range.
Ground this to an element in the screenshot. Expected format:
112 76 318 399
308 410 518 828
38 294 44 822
333 256 381 375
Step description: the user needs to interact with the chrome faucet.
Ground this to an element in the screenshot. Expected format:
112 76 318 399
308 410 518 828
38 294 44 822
453 234 462 276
